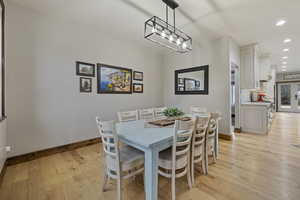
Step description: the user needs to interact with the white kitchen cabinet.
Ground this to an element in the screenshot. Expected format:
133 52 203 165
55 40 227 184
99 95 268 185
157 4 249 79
241 103 272 134
259 56 271 81
240 44 259 89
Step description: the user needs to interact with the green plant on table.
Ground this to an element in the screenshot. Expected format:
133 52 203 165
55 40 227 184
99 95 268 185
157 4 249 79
163 107 184 118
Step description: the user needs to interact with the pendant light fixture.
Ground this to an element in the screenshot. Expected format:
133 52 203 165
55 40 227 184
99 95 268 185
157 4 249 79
144 0 192 53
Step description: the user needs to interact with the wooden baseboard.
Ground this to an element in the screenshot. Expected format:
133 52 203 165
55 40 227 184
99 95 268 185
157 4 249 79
5 131 232 166
0 160 7 186
234 128 242 133
7 138 101 166
219 133 233 141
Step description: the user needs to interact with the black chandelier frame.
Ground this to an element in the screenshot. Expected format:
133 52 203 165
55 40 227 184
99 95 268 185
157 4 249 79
144 0 192 53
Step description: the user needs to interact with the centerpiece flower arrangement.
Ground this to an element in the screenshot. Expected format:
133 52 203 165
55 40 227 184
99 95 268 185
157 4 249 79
163 107 185 120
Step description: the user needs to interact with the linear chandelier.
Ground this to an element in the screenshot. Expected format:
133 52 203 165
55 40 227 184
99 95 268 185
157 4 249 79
144 0 192 53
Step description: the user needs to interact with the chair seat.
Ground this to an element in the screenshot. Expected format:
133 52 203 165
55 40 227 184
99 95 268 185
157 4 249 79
158 148 188 170
120 146 144 164
106 145 144 172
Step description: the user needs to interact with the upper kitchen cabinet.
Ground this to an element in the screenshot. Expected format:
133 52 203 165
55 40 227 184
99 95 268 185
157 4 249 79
259 55 272 81
240 44 260 89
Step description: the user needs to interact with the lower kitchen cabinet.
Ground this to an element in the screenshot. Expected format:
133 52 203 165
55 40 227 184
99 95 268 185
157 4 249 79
241 103 272 134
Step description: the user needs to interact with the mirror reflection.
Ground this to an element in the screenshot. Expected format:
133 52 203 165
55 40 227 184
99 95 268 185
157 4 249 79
178 71 204 91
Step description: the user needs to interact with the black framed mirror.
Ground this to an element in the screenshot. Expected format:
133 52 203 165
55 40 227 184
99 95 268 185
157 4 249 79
175 65 209 95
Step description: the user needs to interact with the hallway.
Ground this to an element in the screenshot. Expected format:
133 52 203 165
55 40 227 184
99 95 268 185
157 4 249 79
0 113 300 200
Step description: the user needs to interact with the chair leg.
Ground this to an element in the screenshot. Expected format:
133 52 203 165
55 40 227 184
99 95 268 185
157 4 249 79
191 160 195 185
171 175 176 200
201 159 206 175
187 165 192 189
212 148 217 164
102 173 109 192
205 145 209 175
117 177 122 200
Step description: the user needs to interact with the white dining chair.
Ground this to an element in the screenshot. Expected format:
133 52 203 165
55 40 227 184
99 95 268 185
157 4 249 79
191 114 211 184
154 107 167 120
190 106 207 114
96 117 144 200
139 108 155 121
117 110 139 122
158 118 196 200
205 112 221 172
209 112 222 159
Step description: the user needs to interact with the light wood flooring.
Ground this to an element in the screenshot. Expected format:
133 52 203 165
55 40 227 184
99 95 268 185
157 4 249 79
0 112 300 200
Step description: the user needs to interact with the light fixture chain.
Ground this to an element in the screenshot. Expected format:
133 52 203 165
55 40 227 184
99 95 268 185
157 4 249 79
166 4 168 29
173 9 176 33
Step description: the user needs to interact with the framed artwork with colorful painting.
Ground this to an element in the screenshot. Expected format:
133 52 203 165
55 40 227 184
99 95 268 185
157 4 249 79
97 64 132 94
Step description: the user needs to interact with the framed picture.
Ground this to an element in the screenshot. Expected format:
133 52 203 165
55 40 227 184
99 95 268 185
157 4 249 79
97 63 132 94
133 83 143 93
133 71 143 81
80 77 92 93
175 65 209 95
76 61 95 77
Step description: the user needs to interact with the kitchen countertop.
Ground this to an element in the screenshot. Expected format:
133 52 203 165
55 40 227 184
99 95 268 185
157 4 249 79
241 102 272 106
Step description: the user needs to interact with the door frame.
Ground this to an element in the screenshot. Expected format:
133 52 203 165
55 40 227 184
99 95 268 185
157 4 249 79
276 81 300 113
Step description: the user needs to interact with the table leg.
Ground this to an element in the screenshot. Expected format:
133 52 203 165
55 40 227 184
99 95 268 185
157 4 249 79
144 148 159 200
215 121 219 159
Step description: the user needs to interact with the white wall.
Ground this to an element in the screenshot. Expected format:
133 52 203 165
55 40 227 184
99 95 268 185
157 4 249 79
6 3 164 157
163 37 232 134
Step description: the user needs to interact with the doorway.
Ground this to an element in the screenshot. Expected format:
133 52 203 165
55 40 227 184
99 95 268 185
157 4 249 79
277 82 300 113
230 63 240 132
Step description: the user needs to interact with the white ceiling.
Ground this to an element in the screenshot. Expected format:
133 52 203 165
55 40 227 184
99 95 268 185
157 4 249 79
8 0 300 72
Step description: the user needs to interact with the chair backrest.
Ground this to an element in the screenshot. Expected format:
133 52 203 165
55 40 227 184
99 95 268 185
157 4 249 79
190 106 207 114
172 118 196 171
208 112 221 136
192 115 211 155
211 112 222 121
208 119 217 136
154 107 167 119
96 117 121 178
117 110 139 122
139 108 155 121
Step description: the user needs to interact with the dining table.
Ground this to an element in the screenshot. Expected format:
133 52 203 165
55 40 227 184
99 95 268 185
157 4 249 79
115 113 217 200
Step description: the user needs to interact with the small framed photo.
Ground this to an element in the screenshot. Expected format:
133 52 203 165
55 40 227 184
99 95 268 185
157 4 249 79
178 78 184 85
80 77 92 93
76 61 95 77
133 71 143 81
133 83 143 93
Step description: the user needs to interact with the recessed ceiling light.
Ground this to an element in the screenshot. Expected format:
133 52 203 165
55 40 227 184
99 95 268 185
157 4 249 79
283 48 289 52
276 19 286 26
284 38 292 43
282 61 287 65
282 69 287 72
282 56 288 59
282 66 287 68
